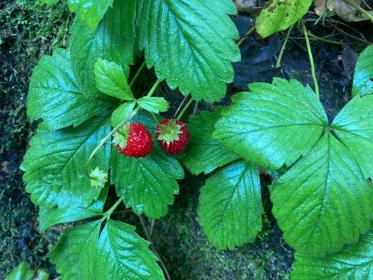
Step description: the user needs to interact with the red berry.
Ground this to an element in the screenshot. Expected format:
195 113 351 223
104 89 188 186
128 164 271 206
115 123 153 158
156 119 190 155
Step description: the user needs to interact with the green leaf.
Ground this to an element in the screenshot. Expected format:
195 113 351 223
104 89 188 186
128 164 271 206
353 45 373 97
67 0 114 30
94 59 134 100
271 131 373 256
332 94 373 179
256 0 313 38
111 146 184 219
137 97 169 113
5 262 48 280
213 78 327 170
70 0 136 97
49 220 164 280
38 0 58 4
27 48 111 130
291 230 373 280
198 161 263 249
39 187 108 232
182 110 239 175
111 102 136 127
22 116 111 208
137 0 240 102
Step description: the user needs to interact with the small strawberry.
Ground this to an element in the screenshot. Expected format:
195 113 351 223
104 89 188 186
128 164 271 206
114 122 153 158
156 119 190 155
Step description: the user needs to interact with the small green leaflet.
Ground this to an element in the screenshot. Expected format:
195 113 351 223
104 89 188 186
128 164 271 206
49 220 165 280
213 78 327 170
5 262 48 280
111 146 184 219
38 0 58 4
22 116 111 209
271 132 373 256
182 110 239 175
137 0 240 102
352 45 373 97
198 161 263 249
67 0 114 30
94 59 134 101
137 96 169 114
214 78 373 256
39 187 108 232
27 48 112 131
291 230 373 279
256 0 313 38
111 102 136 127
70 0 136 97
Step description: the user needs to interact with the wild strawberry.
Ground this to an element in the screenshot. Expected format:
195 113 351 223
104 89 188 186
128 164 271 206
114 122 153 158
156 119 190 155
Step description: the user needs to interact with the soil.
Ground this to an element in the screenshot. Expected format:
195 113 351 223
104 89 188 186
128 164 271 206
1 1 372 279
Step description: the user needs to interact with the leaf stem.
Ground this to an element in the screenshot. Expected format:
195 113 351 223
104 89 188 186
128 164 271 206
174 95 189 118
176 97 194 120
341 0 373 24
129 60 146 88
301 21 320 98
276 24 294 68
104 198 124 219
147 79 162 97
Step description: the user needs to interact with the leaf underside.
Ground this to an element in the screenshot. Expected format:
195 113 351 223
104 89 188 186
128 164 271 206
137 0 240 102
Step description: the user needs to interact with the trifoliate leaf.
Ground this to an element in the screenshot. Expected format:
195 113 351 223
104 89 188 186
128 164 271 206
5 262 48 280
27 48 112 130
70 0 136 97
182 110 239 175
271 131 373 256
256 0 313 38
111 146 184 219
198 161 263 249
137 0 240 102
67 0 114 30
213 78 327 170
137 96 169 114
352 45 373 97
39 187 108 232
94 59 134 101
111 102 136 127
332 94 373 179
291 230 373 280
49 220 164 280
22 116 111 208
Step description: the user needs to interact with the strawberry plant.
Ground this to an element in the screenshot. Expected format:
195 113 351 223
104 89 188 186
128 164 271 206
12 0 372 279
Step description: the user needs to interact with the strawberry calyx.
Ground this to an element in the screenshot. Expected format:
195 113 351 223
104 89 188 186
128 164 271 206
156 119 182 146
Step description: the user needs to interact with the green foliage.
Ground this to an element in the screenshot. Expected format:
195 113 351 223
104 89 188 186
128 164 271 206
352 45 373 97
213 79 327 170
111 102 136 127
49 220 164 280
137 97 170 114
198 161 263 249
137 0 240 102
291 230 373 279
94 59 134 101
67 0 114 30
111 146 185 219
256 0 313 38
5 262 48 280
22 116 111 208
182 110 239 175
214 78 373 256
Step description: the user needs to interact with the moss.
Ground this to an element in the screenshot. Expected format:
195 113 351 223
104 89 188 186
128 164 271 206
0 0 70 276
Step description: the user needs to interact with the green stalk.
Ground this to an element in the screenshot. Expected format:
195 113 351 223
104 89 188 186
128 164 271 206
342 0 373 24
301 21 320 98
104 198 124 219
176 97 194 120
276 24 294 68
129 60 146 88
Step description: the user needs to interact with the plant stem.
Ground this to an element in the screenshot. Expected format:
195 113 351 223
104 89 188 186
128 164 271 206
301 21 320 98
174 95 189 118
237 26 255 46
104 198 123 219
176 97 194 120
276 24 294 68
129 60 146 88
341 0 373 24
147 79 162 96
139 216 171 280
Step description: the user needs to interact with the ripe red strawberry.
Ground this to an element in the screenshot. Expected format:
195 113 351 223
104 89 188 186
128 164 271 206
156 119 190 155
115 122 153 158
